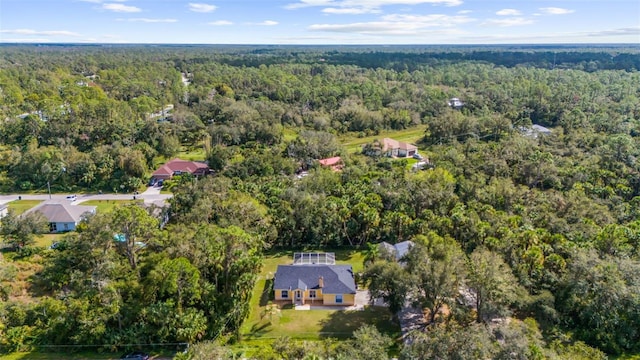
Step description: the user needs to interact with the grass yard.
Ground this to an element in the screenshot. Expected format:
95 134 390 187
340 125 427 154
33 234 65 248
240 250 399 343
176 145 206 161
282 127 298 142
80 200 143 213
6 200 42 215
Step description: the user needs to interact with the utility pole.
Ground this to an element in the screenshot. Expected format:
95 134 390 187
47 181 51 200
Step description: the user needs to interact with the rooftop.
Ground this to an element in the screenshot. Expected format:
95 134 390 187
382 138 417 151
318 156 342 167
274 264 356 295
152 158 209 177
28 201 96 223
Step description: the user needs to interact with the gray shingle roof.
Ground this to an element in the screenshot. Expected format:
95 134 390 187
28 202 95 223
274 264 356 294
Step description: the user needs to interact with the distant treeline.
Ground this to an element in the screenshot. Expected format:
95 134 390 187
2 44 639 72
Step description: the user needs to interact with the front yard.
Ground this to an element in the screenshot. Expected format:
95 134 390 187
6 200 42 215
80 200 143 213
240 250 399 344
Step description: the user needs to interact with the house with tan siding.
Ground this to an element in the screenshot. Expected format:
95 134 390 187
273 253 356 306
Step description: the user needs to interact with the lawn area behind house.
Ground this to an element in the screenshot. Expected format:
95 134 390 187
80 200 143 213
176 145 206 161
33 234 65 248
6 200 42 215
340 125 427 154
240 250 399 344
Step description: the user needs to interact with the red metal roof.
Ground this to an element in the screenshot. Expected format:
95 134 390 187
318 156 342 166
152 158 209 177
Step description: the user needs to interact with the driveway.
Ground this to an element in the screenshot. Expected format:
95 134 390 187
141 186 162 196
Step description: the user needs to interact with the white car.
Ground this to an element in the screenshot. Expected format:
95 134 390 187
65 194 77 201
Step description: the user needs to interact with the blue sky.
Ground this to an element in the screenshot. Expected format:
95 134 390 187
1 0 639 44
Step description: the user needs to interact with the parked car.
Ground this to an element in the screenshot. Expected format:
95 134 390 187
412 153 424 160
120 352 149 360
148 178 157 186
65 194 77 201
156 179 164 188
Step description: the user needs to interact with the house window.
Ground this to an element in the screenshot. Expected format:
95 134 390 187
281 290 289 299
49 223 57 232
309 290 316 298
336 294 343 304
64 223 69 230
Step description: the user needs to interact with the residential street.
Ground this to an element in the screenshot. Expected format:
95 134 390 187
0 187 172 206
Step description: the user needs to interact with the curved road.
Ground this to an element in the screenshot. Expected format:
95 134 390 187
0 187 172 206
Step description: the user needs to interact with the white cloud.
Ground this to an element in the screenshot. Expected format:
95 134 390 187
461 26 640 43
322 7 380 14
586 26 640 37
188 3 217 13
285 0 335 10
208 20 233 25
102 3 141 12
1 38 51 42
309 14 473 35
119 18 177 23
539 7 574 15
80 0 127 3
286 0 462 12
0 29 81 36
256 20 279 26
457 10 472 14
382 14 472 26
496 9 521 16
482 17 533 27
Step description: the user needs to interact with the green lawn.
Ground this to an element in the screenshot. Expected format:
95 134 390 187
340 125 427 154
80 200 143 213
6 200 42 215
33 234 65 248
240 250 398 342
176 145 206 161
282 128 298 142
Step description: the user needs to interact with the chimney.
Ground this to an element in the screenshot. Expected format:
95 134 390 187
318 276 324 288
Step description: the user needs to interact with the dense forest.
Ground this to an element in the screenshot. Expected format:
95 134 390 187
1 44 640 359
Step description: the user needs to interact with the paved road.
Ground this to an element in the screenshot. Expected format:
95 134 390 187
0 187 172 206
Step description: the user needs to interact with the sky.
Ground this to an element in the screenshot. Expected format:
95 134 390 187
0 0 639 44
